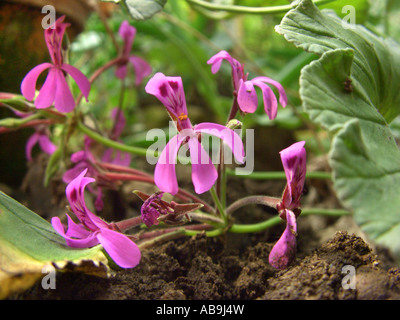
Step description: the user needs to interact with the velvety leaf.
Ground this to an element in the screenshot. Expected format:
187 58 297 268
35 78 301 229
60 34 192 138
330 120 400 258
123 0 167 20
0 191 110 299
276 0 400 123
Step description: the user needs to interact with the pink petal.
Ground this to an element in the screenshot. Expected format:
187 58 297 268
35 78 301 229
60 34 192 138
253 76 288 107
34 68 57 109
254 81 278 120
188 137 218 194
25 132 40 162
268 209 297 270
62 63 91 101
154 133 186 195
20 63 52 101
97 228 141 268
129 56 152 86
66 169 109 230
280 141 307 209
51 216 99 248
194 122 245 164
237 79 258 114
38 135 57 155
54 69 76 113
145 72 188 119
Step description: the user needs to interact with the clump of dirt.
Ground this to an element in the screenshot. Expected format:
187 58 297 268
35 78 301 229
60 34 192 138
13 231 400 300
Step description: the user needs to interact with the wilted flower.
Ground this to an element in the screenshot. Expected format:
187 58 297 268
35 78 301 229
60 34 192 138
20 16 90 113
145 72 245 195
51 169 141 268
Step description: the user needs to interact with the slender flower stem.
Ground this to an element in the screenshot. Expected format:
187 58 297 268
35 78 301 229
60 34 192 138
226 195 281 215
226 169 332 180
209 186 228 224
77 121 150 156
76 57 123 106
115 215 143 232
185 0 337 14
228 208 351 234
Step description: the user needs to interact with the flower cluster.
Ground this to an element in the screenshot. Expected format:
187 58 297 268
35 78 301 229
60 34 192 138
13 15 308 273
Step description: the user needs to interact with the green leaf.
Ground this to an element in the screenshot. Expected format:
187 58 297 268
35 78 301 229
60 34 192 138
330 120 400 258
276 0 400 261
0 191 109 299
275 0 400 123
123 0 167 20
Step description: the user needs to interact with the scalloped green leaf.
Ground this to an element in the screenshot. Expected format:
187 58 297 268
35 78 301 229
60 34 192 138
0 191 110 299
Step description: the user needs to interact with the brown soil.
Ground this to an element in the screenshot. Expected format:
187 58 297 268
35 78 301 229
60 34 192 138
11 229 400 300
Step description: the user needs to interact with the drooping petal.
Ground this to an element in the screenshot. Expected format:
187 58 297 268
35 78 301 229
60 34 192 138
118 20 136 57
25 132 40 162
194 122 245 164
268 209 297 270
61 63 91 102
188 137 218 194
237 79 258 114
20 63 52 101
280 141 307 210
64 214 93 239
38 135 57 155
34 68 58 109
97 228 141 268
51 216 99 248
129 56 152 86
252 76 288 108
207 50 244 90
253 80 278 120
154 133 186 195
53 68 76 113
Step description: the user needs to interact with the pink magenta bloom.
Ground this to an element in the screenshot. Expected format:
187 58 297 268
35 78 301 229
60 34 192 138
26 130 57 162
145 72 245 195
115 20 152 85
279 141 307 211
207 50 287 119
20 16 90 113
268 209 297 270
52 169 141 268
269 141 306 270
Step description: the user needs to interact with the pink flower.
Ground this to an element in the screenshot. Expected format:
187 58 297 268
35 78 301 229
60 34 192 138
278 141 307 212
26 130 57 162
20 16 90 113
268 209 297 270
145 72 245 195
207 50 287 119
269 141 306 270
115 20 152 85
51 169 141 268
